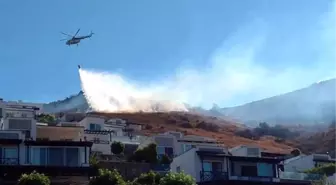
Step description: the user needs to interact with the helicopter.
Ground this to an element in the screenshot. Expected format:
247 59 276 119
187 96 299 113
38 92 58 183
60 29 94 46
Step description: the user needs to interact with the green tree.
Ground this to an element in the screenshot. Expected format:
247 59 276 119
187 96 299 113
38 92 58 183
17 171 50 185
89 153 99 167
305 163 336 176
159 172 196 185
36 114 56 124
111 141 125 155
312 175 336 185
89 169 126 185
128 143 158 163
132 171 161 185
290 148 301 156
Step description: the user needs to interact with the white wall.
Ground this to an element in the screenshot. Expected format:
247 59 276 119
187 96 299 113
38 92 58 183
284 155 314 172
80 116 105 129
171 148 199 181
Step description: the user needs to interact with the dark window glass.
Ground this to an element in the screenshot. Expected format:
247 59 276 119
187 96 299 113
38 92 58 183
48 148 64 166
65 148 79 166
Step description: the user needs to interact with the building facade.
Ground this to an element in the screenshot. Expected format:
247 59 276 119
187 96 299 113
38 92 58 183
171 145 321 185
0 99 93 180
147 131 223 159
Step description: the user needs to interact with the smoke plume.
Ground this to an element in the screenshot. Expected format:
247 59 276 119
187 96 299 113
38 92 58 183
79 1 335 113
79 69 188 112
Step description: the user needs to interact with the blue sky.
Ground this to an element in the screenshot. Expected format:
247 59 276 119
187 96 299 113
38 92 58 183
0 0 335 108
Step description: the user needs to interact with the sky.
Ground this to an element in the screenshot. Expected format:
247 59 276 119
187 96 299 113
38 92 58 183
0 0 335 108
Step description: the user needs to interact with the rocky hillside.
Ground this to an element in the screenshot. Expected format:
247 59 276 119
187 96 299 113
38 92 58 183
294 128 336 158
43 79 336 129
92 112 294 153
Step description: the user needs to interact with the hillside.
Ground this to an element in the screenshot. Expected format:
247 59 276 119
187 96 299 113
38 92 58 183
216 78 336 127
43 79 336 129
92 112 294 153
294 128 336 158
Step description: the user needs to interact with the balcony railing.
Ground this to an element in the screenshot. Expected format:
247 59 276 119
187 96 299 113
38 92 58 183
0 158 19 165
200 171 228 182
151 164 170 172
90 140 110 144
279 171 322 181
229 175 273 182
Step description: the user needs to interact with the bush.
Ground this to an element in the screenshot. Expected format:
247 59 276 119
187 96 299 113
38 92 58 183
111 141 125 155
89 153 99 167
290 148 301 156
236 122 300 140
128 143 158 163
145 125 153 130
312 175 336 185
36 114 56 124
89 169 126 185
132 171 161 185
160 154 172 164
17 171 50 185
196 121 219 132
235 129 259 139
305 163 336 176
159 172 196 185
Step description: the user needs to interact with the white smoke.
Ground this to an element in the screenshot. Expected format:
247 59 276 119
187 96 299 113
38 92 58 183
79 1 335 112
79 69 188 112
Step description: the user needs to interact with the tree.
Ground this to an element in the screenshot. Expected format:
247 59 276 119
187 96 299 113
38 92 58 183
89 153 99 167
17 171 50 185
36 114 56 124
305 163 336 176
128 143 158 163
132 171 161 185
160 154 172 164
111 141 125 155
290 148 301 156
312 175 336 185
159 172 196 185
89 169 126 185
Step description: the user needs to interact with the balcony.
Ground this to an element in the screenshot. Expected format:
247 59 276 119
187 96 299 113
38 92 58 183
229 175 273 182
0 158 19 165
151 164 170 172
200 171 228 182
279 171 322 181
90 139 110 144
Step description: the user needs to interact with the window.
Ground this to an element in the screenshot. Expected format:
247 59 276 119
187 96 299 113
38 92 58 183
202 161 222 172
0 147 18 165
89 123 101 131
0 133 19 139
176 166 181 173
183 144 192 152
65 148 79 166
165 147 174 157
31 147 80 166
157 146 165 155
202 162 212 171
48 148 64 166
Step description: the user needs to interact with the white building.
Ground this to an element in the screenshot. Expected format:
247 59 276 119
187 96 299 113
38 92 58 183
142 131 223 158
284 154 336 172
77 114 142 155
171 144 319 184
